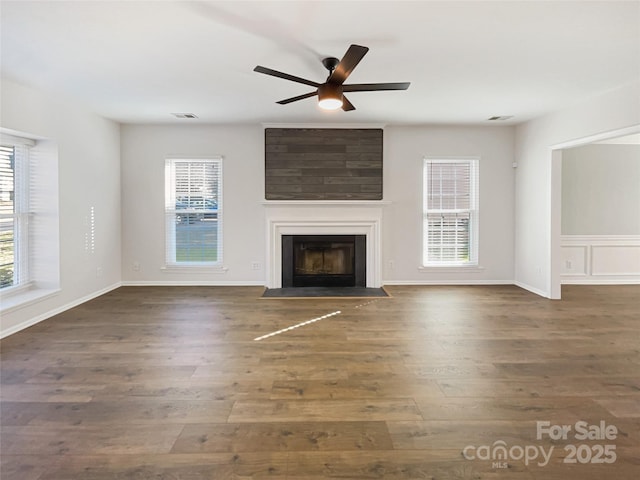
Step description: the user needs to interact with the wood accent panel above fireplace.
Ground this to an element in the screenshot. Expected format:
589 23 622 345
265 128 383 200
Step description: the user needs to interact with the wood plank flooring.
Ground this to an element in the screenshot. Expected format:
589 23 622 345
1 284 639 479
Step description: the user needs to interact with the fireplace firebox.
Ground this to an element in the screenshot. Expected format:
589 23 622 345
282 235 366 287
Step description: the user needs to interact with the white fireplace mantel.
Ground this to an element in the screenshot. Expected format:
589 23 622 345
263 201 390 288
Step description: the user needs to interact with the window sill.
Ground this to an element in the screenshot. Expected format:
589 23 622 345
161 264 229 273
418 265 485 273
0 286 61 315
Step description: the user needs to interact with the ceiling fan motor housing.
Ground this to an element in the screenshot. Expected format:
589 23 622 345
318 82 343 100
317 83 344 109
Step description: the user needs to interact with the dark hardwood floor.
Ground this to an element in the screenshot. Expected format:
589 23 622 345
1 285 638 479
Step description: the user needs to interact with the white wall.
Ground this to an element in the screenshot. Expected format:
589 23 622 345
120 124 265 284
121 124 516 286
562 144 640 235
514 81 640 298
383 125 516 284
0 78 121 337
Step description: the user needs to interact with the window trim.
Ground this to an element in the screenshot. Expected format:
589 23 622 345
422 156 479 267
0 135 34 291
0 129 61 317
164 157 223 269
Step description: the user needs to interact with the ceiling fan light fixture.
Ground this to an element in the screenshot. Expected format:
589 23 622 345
254 44 410 112
317 83 343 110
318 97 343 110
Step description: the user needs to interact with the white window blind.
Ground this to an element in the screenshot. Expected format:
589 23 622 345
0 140 31 289
423 158 479 266
165 158 222 266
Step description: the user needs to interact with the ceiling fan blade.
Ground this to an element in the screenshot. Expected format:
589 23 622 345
276 91 318 105
254 66 320 88
341 95 356 112
328 44 369 85
343 82 411 92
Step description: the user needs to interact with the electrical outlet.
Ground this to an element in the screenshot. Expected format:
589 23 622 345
565 260 572 269
132 262 140 271
388 260 395 270
96 266 103 278
251 262 261 270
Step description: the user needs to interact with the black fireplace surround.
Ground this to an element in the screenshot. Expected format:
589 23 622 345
282 235 366 288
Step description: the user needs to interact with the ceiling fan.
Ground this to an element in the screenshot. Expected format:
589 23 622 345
254 44 410 111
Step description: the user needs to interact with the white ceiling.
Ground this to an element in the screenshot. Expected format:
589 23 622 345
1 0 639 126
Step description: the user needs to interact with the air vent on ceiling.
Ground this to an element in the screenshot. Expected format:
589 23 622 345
171 113 198 119
487 115 513 121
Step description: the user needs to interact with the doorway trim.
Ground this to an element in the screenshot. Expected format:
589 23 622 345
549 124 640 299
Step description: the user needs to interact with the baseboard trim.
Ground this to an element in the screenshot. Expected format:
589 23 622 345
561 278 640 285
0 282 123 339
514 281 550 298
121 281 266 287
383 280 514 286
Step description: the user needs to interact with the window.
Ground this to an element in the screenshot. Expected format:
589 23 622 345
0 130 60 312
165 158 222 266
423 158 479 266
0 138 31 290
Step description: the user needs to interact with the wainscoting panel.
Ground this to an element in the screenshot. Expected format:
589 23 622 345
561 235 640 284
560 245 588 277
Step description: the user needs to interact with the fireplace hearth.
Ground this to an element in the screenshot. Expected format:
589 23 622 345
282 235 366 288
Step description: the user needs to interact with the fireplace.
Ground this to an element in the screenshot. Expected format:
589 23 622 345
263 200 387 288
282 235 366 287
